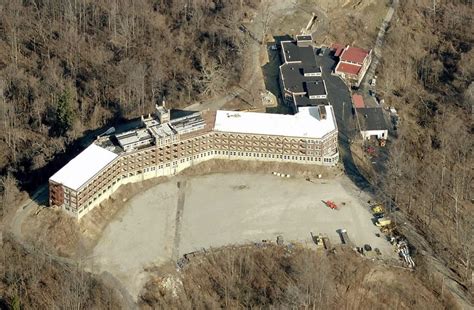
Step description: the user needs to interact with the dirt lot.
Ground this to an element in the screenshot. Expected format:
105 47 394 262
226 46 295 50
89 173 393 300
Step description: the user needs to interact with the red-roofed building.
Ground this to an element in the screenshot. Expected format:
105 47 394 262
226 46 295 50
352 94 365 108
334 45 372 87
331 43 345 57
340 46 370 64
337 63 361 75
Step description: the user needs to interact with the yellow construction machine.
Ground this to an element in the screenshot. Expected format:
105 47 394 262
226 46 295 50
371 204 384 214
375 218 392 227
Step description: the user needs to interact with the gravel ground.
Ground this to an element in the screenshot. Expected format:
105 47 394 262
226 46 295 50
90 173 393 300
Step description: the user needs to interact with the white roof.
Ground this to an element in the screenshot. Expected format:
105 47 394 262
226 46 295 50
214 106 337 139
50 144 118 191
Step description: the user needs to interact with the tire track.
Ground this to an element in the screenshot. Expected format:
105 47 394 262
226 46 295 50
171 180 187 261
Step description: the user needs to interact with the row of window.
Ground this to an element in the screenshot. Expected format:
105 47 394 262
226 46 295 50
74 149 337 211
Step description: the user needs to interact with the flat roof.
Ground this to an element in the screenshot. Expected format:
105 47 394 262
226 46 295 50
116 128 153 148
296 34 312 41
280 63 322 94
340 46 370 64
214 106 337 139
335 62 362 75
305 80 326 97
50 144 118 191
356 107 387 131
281 41 316 65
294 95 328 107
281 41 301 63
304 66 322 74
299 46 317 66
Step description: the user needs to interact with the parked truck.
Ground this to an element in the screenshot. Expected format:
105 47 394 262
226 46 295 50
339 229 354 247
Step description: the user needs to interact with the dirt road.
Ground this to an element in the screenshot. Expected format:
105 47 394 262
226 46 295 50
361 0 399 89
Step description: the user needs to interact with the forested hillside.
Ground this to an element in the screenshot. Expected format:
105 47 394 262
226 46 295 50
0 0 472 308
0 234 121 308
0 0 255 196
377 0 473 292
140 245 452 309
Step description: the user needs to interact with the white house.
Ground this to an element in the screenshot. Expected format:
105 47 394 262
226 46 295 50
356 107 388 140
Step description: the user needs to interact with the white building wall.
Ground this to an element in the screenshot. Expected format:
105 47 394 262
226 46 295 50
361 129 388 140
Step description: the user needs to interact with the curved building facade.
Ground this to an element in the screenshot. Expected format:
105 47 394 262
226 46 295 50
49 105 339 219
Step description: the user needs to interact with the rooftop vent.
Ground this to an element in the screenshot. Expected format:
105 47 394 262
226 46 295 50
319 106 327 120
226 113 241 118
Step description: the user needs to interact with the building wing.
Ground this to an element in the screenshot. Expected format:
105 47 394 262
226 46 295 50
49 144 118 190
356 107 387 131
214 105 337 139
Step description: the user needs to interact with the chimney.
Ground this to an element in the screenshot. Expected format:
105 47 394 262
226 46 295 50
319 105 327 120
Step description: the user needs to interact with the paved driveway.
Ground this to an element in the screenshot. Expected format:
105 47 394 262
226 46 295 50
314 49 356 140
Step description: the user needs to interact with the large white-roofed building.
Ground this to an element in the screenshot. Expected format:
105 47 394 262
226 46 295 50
49 105 338 219
214 106 336 139
50 144 118 191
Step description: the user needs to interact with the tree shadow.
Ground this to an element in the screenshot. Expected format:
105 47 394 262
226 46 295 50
261 35 294 115
338 136 373 194
261 51 281 99
14 115 142 197
171 109 199 118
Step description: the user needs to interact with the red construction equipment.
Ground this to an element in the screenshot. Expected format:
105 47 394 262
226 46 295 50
323 200 338 210
366 146 375 155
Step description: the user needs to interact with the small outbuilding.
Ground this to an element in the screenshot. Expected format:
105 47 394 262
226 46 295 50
352 94 365 109
356 107 388 140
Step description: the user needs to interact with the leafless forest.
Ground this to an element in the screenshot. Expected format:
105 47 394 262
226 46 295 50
140 245 453 309
0 0 257 194
375 0 473 291
0 234 120 309
0 0 473 308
